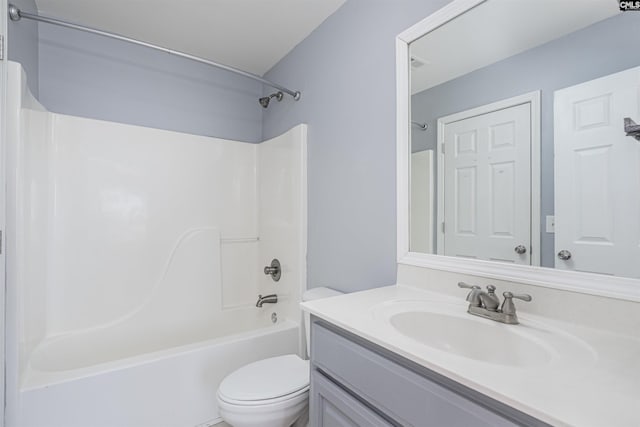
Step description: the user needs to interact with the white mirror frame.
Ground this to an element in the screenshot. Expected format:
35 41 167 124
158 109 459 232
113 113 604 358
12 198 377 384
396 0 640 302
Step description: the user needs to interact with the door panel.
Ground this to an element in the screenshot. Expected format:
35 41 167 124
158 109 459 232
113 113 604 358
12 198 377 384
455 166 477 235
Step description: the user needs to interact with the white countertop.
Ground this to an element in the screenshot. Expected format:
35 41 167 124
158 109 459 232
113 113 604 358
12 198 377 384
301 285 640 427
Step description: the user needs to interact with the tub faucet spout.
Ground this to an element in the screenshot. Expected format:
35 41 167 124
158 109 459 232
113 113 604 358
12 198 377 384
256 294 278 307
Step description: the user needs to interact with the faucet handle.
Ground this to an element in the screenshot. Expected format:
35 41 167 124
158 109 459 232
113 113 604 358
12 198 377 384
458 282 480 290
458 282 481 306
501 291 532 317
503 291 532 302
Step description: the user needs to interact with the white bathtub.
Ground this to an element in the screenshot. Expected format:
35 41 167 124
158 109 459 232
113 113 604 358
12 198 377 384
17 316 299 427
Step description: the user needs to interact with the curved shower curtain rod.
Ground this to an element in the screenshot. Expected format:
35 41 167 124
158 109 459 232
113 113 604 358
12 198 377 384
7 4 302 102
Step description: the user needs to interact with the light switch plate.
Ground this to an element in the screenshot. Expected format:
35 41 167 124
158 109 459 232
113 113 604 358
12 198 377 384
546 215 555 233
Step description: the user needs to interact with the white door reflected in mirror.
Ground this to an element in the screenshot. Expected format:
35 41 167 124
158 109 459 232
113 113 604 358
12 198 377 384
554 66 640 277
438 98 532 265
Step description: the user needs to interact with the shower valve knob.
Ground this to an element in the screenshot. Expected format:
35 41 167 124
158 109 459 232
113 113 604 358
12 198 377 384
264 259 281 282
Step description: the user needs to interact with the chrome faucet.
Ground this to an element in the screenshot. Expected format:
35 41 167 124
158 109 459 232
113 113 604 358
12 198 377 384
256 294 278 307
458 282 531 325
478 285 500 311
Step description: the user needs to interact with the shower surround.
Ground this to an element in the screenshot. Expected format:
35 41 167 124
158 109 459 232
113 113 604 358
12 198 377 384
4 62 307 427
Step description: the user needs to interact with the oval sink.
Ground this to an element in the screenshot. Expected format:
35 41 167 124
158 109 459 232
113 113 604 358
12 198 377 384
390 311 552 367
371 299 595 368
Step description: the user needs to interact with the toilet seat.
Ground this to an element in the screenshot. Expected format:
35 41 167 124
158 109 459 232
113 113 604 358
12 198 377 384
217 385 309 406
217 354 310 405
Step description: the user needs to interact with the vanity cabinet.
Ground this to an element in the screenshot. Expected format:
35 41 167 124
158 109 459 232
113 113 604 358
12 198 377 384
309 318 548 427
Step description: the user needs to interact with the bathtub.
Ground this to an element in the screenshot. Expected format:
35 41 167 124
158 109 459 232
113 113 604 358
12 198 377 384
17 314 300 427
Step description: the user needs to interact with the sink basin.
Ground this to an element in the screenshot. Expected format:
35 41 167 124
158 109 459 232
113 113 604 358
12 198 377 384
390 311 551 367
372 299 595 368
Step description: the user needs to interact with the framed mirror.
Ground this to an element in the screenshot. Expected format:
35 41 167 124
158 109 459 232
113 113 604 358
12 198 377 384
396 0 640 300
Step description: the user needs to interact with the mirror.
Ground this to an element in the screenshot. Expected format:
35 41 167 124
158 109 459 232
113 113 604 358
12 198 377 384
407 0 640 280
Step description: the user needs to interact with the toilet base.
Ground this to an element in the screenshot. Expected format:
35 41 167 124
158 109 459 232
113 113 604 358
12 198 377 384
290 405 309 427
217 391 308 427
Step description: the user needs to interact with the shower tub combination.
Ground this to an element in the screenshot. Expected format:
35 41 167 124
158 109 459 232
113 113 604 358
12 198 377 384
4 62 308 427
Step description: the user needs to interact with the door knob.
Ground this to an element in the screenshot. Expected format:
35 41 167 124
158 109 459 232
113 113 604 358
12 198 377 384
514 245 527 255
557 250 572 260
624 117 640 141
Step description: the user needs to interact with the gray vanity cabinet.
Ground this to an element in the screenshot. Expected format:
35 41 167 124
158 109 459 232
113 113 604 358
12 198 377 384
309 318 548 427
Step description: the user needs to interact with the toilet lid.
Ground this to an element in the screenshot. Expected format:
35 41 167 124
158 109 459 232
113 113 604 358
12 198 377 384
218 354 310 402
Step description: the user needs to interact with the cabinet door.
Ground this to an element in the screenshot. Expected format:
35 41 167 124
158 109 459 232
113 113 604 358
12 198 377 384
311 370 394 427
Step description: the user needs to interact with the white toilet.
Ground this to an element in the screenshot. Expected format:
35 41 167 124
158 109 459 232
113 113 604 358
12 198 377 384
216 287 343 427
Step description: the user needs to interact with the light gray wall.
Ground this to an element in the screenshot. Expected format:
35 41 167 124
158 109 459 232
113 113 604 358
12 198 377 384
411 13 640 268
262 0 452 293
7 0 39 96
37 24 263 142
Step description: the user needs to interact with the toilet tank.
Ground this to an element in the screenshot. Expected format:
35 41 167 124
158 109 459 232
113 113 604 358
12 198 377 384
302 287 343 358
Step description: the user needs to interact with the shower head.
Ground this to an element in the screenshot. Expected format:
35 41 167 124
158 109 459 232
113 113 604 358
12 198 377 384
259 96 270 108
259 91 284 108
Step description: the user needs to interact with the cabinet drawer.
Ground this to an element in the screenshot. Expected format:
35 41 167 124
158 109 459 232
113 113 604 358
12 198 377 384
311 370 393 427
311 321 534 427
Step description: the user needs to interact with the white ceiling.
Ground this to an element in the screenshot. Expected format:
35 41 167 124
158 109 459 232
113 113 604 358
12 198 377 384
410 0 621 94
34 0 346 76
